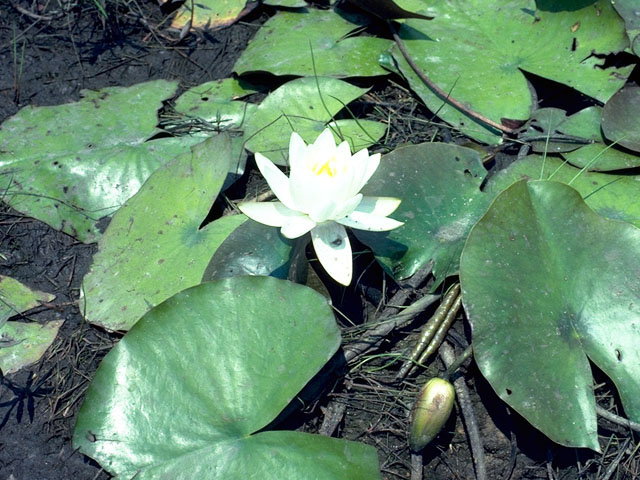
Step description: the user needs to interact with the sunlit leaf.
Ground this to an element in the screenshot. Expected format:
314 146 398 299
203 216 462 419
392 0 630 144
74 277 380 479
243 77 385 164
81 134 245 331
169 0 256 30
234 8 391 78
0 81 204 243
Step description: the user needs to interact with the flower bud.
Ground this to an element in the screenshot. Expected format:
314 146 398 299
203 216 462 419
409 378 455 451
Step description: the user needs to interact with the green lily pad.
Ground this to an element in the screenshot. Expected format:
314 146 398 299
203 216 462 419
516 108 596 153
173 78 258 130
392 0 630 144
460 180 640 451
234 8 392 78
355 142 491 283
601 85 640 154
611 0 640 56
487 155 640 228
243 77 385 164
74 277 380 479
202 220 295 281
0 320 63 375
560 106 640 171
0 80 206 243
0 275 54 329
81 134 246 331
170 0 255 30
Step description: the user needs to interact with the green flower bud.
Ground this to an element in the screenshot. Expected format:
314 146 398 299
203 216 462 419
409 377 455 451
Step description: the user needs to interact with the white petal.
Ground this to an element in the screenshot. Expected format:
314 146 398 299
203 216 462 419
337 211 404 232
281 216 317 239
329 194 363 221
357 152 381 192
288 132 308 173
238 201 303 227
311 222 352 286
254 153 297 211
355 196 402 217
313 128 337 150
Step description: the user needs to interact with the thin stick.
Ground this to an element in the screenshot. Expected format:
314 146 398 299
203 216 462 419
596 406 640 433
389 21 516 136
344 262 434 363
440 343 486 480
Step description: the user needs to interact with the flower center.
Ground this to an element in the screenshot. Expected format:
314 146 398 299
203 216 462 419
310 155 343 177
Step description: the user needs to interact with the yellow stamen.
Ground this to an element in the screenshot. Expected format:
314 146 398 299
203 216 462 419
312 157 337 177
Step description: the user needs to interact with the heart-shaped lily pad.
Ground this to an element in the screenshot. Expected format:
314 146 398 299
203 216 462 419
460 180 640 451
169 0 256 30
243 77 385 164
74 276 380 479
0 80 207 243
234 8 391 78
355 142 491 284
81 134 245 331
392 0 630 144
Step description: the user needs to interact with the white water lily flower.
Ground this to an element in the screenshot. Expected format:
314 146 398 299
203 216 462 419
239 128 404 285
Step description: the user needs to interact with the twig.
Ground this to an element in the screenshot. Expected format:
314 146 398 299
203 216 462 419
440 342 486 480
388 21 516 136
318 399 347 436
596 406 640 433
343 261 435 363
600 438 631 480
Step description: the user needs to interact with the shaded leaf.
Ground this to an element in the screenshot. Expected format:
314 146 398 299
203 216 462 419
611 0 640 56
74 277 380 479
202 219 295 281
81 134 245 331
601 85 640 153
355 142 491 283
461 180 640 450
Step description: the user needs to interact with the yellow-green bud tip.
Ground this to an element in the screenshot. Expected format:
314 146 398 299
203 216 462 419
408 377 456 451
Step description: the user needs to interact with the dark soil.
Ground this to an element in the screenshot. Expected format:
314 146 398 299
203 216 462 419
0 2 638 480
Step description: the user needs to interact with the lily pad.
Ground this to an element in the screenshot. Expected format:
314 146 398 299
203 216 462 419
234 8 392 78
392 0 630 144
601 85 640 153
355 142 491 283
460 180 640 450
170 0 256 30
243 77 385 164
81 134 246 331
74 277 380 479
560 106 640 171
0 275 54 330
0 80 205 243
0 320 63 375
487 155 640 228
611 0 640 56
173 78 258 130
202 220 295 281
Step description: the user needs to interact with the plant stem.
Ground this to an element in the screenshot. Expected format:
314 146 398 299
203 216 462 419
389 21 516 136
